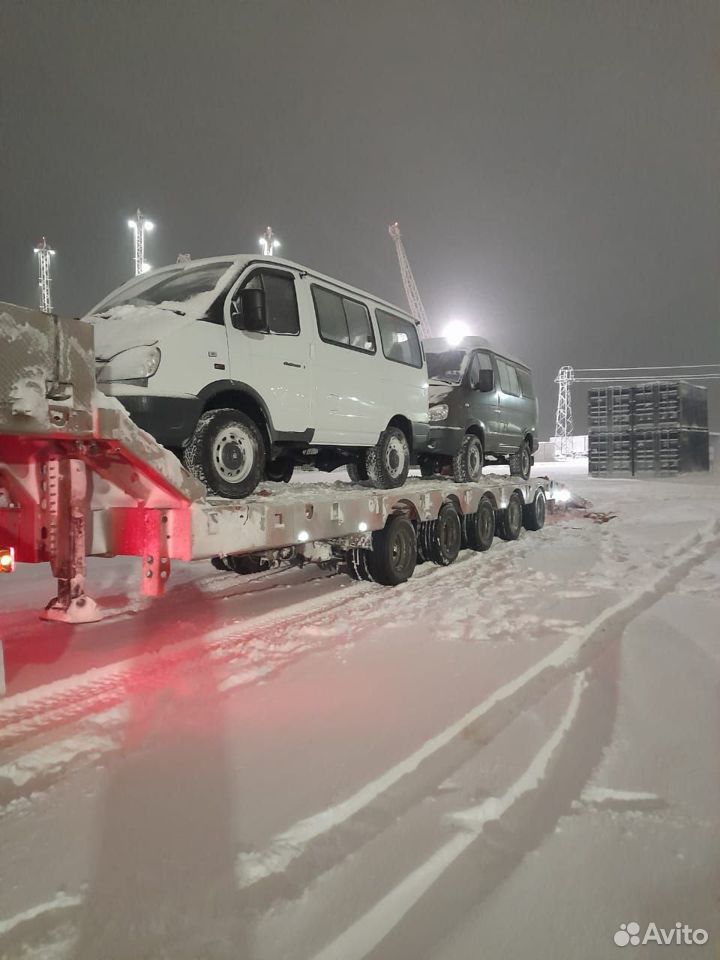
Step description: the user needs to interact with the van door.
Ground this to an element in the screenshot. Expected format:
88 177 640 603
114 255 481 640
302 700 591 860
467 351 504 451
226 267 312 435
301 279 381 445
495 358 523 450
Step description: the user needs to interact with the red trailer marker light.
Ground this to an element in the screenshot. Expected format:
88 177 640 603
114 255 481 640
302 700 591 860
0 547 15 573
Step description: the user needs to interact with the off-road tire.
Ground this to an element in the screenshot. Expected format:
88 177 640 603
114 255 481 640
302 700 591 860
496 490 524 541
465 496 495 551
509 441 532 480
347 460 369 483
365 426 410 489
523 487 546 531
265 456 294 483
184 408 265 499
452 434 484 483
366 514 417 585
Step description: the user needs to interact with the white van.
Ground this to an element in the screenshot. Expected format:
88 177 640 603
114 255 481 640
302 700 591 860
87 256 430 498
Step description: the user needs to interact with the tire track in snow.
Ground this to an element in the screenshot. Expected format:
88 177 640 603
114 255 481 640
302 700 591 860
234 521 720 900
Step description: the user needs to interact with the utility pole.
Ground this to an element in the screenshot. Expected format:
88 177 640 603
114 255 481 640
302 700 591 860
388 221 432 338
259 225 280 256
127 209 154 276
554 366 576 456
33 237 55 313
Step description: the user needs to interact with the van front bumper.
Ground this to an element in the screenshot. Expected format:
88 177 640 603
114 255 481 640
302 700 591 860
422 425 464 457
114 394 201 447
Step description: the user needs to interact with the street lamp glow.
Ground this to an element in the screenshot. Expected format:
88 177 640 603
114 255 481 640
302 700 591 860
128 208 154 276
259 225 280 256
141 262 152 273
443 319 471 346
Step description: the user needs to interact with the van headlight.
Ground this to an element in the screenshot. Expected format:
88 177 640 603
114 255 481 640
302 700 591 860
97 346 161 383
429 403 449 422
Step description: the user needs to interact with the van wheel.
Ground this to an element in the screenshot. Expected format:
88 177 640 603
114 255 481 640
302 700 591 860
184 408 265 499
265 456 294 483
509 441 532 479
367 514 417 585
347 459 369 483
365 426 410 488
496 491 524 541
452 434 483 483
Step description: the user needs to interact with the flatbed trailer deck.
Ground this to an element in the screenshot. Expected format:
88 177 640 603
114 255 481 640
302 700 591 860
0 303 557 622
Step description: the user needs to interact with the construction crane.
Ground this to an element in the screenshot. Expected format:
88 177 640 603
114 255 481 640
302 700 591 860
388 222 432 338
33 237 55 313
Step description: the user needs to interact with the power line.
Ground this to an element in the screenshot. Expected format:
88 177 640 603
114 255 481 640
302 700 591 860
576 363 720 372
575 374 720 383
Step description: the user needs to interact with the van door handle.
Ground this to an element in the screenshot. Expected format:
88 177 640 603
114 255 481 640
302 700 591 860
283 361 302 368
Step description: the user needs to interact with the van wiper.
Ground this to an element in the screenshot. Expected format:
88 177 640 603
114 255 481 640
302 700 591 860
156 305 186 316
430 376 457 385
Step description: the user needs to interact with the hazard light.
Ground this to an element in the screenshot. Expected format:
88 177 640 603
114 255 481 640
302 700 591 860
0 547 15 573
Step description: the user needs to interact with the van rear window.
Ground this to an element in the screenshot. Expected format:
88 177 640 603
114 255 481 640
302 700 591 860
375 310 423 368
517 368 534 398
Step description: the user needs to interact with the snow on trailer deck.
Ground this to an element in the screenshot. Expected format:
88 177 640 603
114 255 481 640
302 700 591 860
1 312 719 958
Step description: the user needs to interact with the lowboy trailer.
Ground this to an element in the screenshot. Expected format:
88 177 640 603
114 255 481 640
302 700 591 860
0 303 556 623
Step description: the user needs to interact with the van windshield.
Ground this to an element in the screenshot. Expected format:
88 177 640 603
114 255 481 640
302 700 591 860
96 262 234 314
426 349 467 384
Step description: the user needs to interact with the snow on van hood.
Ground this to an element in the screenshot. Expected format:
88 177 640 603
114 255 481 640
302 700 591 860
87 296 210 359
428 380 457 404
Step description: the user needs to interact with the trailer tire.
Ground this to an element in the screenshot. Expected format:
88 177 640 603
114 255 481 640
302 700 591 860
423 501 462 566
366 513 417 585
211 556 231 572
346 548 373 581
465 496 495 551
185 408 265 499
509 440 532 480
496 491 524 541
452 434 483 483
365 426 410 489
523 487 546 531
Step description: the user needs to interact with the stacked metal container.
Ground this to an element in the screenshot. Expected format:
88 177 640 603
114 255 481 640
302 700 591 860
588 381 709 477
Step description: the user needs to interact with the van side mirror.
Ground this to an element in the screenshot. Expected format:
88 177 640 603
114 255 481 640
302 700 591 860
232 287 268 332
474 369 494 392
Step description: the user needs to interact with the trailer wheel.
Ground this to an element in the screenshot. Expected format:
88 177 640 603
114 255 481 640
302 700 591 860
346 548 373 581
366 513 417 585
452 434 483 483
365 426 410 489
465 496 495 551
496 491 524 541
185 408 265 499
347 460 369 483
423 501 462 566
509 441 532 480
225 554 265 575
523 487 546 531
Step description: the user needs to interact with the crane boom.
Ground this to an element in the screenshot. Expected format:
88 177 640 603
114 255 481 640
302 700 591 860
388 222 432 338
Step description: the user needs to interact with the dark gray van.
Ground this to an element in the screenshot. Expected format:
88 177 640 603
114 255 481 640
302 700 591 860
420 336 538 481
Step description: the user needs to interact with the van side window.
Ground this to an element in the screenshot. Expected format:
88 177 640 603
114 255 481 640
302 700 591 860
467 351 493 387
517 368 533 398
375 310 423 367
497 359 520 396
312 286 376 353
262 272 300 335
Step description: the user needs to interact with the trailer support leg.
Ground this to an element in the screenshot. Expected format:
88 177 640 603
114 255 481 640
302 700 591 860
141 509 171 597
41 458 101 623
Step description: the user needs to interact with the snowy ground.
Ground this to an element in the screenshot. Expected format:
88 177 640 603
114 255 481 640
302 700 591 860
0 459 718 959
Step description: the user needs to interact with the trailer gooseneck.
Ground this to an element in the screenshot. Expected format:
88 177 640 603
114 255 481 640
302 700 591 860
0 303 555 623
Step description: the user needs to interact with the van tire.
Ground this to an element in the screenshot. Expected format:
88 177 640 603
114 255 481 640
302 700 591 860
452 434 483 483
365 426 410 489
184 408 265 499
347 460 369 483
265 456 294 483
509 441 532 480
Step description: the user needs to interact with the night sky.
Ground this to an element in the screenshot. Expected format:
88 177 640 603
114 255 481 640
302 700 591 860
2 0 719 435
